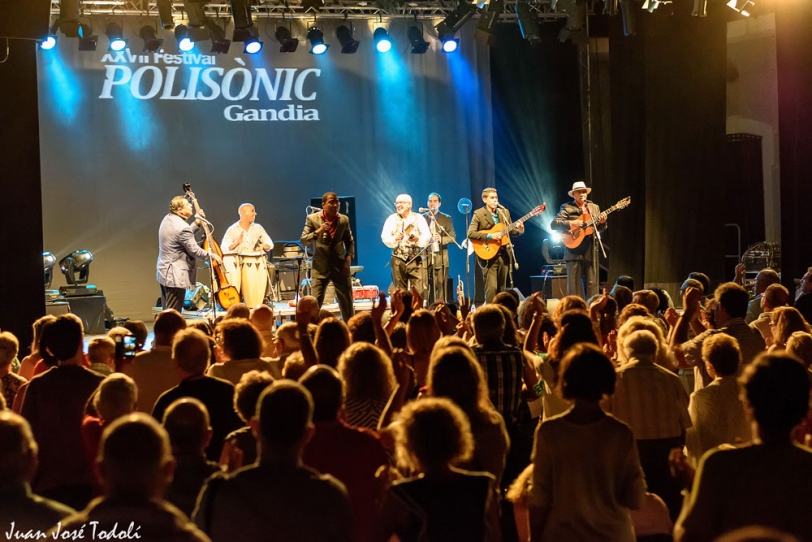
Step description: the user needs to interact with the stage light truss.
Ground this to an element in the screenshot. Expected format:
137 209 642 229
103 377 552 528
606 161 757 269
50 0 570 22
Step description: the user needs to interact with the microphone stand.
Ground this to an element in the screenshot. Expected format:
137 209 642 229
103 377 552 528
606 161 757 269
584 201 607 298
496 207 518 290
461 205 472 307
194 216 218 323
431 215 463 302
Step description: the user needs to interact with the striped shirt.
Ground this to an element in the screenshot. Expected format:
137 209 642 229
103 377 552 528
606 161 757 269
474 342 525 424
343 397 388 431
685 376 750 466
605 355 692 441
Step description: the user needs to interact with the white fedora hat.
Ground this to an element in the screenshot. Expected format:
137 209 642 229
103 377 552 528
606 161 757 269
568 181 592 198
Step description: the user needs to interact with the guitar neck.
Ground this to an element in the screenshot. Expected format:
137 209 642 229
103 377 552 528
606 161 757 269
507 210 536 231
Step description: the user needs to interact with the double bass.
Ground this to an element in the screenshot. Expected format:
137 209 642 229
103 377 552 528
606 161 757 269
183 184 241 309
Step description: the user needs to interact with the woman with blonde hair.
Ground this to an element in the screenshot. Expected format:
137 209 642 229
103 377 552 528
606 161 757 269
428 345 509 486
377 398 498 542
786 331 812 369
615 315 677 370
338 342 396 430
769 306 811 351
405 309 441 387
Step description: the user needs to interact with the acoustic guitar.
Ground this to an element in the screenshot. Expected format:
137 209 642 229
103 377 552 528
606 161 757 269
561 197 631 249
471 203 546 260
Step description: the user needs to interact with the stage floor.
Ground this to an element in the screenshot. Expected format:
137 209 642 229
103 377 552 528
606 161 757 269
151 299 377 324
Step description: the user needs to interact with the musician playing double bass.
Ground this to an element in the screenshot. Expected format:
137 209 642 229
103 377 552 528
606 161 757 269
467 188 523 304
156 196 222 312
551 181 606 299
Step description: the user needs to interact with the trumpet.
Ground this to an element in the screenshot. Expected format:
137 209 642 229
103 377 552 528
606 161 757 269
457 275 464 306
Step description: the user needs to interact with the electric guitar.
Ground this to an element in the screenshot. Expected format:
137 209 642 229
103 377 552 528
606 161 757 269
561 197 630 249
471 203 546 260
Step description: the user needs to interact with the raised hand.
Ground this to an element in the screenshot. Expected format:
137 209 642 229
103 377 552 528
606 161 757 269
410 286 423 311
370 293 387 325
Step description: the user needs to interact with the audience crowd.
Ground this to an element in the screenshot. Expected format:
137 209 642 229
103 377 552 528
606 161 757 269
2 265 812 542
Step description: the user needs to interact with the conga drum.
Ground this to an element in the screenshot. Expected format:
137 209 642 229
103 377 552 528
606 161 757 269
222 254 242 292
240 254 268 308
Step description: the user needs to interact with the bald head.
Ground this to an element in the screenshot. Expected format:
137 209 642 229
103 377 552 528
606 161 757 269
250 305 275 332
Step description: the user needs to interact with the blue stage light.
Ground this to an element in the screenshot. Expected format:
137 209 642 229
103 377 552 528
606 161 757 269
40 36 57 50
105 22 128 52
244 39 263 54
374 28 392 53
442 37 459 53
307 27 329 55
175 25 195 52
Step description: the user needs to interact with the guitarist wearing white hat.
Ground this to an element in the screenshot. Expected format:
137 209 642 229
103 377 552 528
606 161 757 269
551 181 607 299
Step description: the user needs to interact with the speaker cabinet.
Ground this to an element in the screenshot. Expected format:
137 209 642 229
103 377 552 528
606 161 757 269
530 275 567 300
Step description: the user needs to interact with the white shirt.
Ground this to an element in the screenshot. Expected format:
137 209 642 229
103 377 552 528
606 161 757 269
380 212 431 260
221 222 273 256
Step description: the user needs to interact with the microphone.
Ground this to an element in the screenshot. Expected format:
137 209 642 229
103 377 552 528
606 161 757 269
307 205 322 212
496 203 507 210
254 236 263 251
418 207 432 213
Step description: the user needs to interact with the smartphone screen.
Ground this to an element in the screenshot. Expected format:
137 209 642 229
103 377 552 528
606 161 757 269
122 335 137 358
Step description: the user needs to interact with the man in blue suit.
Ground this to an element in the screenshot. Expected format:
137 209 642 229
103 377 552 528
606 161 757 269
157 196 219 312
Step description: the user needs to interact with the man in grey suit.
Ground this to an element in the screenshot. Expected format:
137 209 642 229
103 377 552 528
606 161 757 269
300 192 355 322
157 196 219 312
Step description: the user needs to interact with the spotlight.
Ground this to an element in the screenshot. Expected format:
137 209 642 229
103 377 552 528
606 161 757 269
516 1 541 45
59 250 93 286
275 26 299 53
336 25 360 54
475 0 502 46
58 0 80 37
556 0 587 44
157 0 174 29
307 27 329 55
642 0 673 15
43 252 56 289
373 28 392 53
726 0 754 17
439 33 459 53
206 19 231 54
692 0 708 16
619 0 637 36
231 24 262 53
244 37 263 54
78 24 98 51
40 19 59 50
139 25 163 52
175 24 194 51
230 0 254 33
407 24 429 54
435 1 475 35
106 22 128 51
40 35 57 50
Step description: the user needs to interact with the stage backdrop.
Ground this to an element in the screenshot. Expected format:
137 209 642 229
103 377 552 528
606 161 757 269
38 21 493 320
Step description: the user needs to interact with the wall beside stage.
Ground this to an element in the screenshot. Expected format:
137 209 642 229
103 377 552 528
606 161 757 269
37 22 493 319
